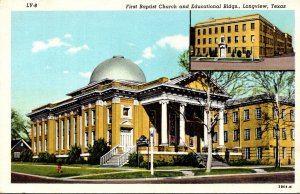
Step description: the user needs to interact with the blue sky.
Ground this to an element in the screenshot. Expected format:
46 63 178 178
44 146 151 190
191 10 295 43
12 11 189 116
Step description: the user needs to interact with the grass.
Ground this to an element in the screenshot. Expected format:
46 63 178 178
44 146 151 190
263 167 294 172
11 163 123 178
156 166 200 170
76 171 184 179
193 168 256 176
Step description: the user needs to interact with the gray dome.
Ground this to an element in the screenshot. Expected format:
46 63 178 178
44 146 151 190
89 56 146 83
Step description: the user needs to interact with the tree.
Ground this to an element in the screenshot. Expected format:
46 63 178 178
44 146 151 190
11 108 30 141
88 138 110 165
248 71 295 168
178 50 189 72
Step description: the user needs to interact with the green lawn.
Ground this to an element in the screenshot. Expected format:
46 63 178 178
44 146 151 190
77 171 184 179
12 163 123 178
155 166 199 170
193 168 256 176
263 167 294 172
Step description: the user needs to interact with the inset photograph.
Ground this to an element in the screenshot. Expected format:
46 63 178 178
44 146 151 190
189 11 295 70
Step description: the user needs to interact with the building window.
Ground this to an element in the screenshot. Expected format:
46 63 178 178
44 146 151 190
233 111 238 122
189 130 194 147
291 147 294 158
282 147 286 158
273 127 278 139
209 28 212 34
273 147 277 158
39 124 42 136
197 39 200 44
233 129 239 141
203 48 206 54
244 129 250 140
235 36 239 43
242 24 246 31
39 140 42 151
235 24 238 32
251 23 255 30
44 123 47 136
224 131 228 142
197 29 200 35
290 110 294 121
203 38 206 45
56 121 59 151
251 35 255 42
256 108 262 119
61 120 64 150
92 131 95 146
224 113 227 124
244 147 250 159
221 26 224 33
257 147 262 160
244 110 250 121
242 47 246 54
227 26 231 33
107 107 112 124
92 109 96 126
214 38 218 44
73 117 77 145
45 139 47 151
227 47 231 54
34 141 36 153
122 106 132 118
34 125 36 137
67 118 70 149
227 36 231 43
85 132 88 147
291 129 295 140
282 109 286 120
85 111 89 127
107 130 112 146
256 127 262 139
273 107 278 119
242 36 246 43
215 27 218 34
203 28 206 35
212 132 218 143
282 128 286 140
209 38 212 44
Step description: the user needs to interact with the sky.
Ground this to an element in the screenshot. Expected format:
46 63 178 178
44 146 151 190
191 10 295 43
12 11 189 116
12 10 295 117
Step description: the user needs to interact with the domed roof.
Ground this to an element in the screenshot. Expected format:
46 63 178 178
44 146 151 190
89 56 146 83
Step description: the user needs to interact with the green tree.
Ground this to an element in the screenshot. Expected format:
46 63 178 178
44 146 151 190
69 144 82 164
11 109 30 141
88 138 110 165
178 50 189 72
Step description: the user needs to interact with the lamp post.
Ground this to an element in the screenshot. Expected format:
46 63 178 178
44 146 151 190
150 127 155 175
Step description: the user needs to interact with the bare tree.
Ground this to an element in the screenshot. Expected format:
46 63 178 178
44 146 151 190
248 71 295 168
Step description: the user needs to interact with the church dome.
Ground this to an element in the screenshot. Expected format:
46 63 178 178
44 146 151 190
89 56 146 83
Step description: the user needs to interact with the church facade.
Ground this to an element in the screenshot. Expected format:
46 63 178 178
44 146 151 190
27 56 229 161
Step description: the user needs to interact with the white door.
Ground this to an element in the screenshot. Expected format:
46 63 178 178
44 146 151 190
120 128 133 152
220 46 226 57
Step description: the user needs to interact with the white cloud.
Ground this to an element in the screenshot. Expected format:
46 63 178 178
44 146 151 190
64 34 72 38
66 44 89 55
142 47 155 59
128 42 136 47
134 60 143 65
156 34 188 51
32 37 70 53
79 71 92 78
63 70 69 74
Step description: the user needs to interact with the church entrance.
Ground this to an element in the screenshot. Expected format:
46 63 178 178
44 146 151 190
120 127 133 152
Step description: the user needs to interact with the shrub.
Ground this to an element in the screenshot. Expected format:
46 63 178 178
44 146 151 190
231 51 235 57
38 152 56 163
128 152 144 167
229 158 261 166
68 144 82 164
19 150 33 162
88 138 110 165
246 50 251 58
237 50 242 57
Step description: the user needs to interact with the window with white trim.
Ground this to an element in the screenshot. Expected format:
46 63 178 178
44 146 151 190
39 140 42 151
244 110 250 121
45 139 47 151
224 131 228 142
39 124 42 136
282 147 286 158
256 127 262 139
85 111 89 127
273 107 278 119
73 117 77 145
92 109 95 126
273 147 277 158
34 125 36 137
244 147 250 159
121 105 132 118
56 121 59 151
233 129 239 141
256 147 262 160
107 107 112 124
282 109 286 120
44 123 47 136
290 110 294 121
67 118 70 149
61 120 64 150
244 129 250 140
282 128 286 140
85 132 88 147
291 147 294 159
224 113 227 124
34 141 36 153
256 108 262 119
291 129 295 140
233 111 238 123
92 131 95 146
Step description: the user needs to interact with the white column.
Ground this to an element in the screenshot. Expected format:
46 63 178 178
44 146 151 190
160 100 168 145
203 108 208 147
218 108 224 147
179 103 186 146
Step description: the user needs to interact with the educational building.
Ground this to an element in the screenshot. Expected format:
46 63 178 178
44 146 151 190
27 56 229 165
191 14 293 58
213 95 295 165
